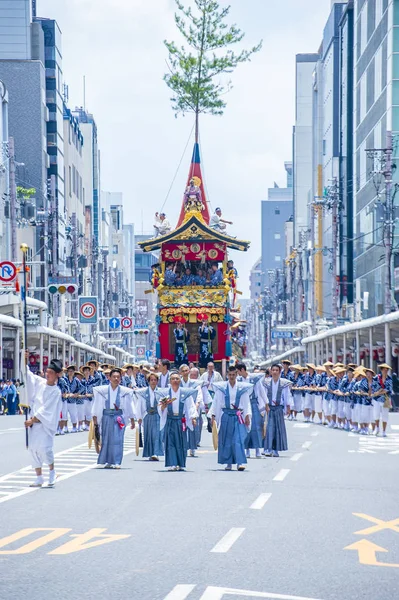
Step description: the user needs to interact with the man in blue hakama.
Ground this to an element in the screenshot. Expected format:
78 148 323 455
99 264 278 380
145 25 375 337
173 322 190 368
263 364 292 457
236 362 267 459
92 368 136 469
210 366 252 471
159 372 198 471
135 372 167 461
180 364 204 457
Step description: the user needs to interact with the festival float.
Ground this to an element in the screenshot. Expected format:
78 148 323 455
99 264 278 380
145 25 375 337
138 143 250 371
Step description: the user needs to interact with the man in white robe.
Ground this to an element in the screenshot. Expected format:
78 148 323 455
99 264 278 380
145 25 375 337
92 368 136 468
25 359 63 487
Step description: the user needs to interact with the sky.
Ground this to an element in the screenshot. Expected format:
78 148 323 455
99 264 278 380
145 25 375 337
38 0 333 295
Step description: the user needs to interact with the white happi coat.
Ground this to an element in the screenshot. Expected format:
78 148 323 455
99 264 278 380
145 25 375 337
158 386 198 431
26 368 62 464
91 385 136 426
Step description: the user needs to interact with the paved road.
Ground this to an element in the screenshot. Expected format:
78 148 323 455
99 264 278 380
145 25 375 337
0 415 398 600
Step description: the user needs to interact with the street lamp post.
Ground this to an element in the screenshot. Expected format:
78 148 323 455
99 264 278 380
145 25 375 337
20 243 29 448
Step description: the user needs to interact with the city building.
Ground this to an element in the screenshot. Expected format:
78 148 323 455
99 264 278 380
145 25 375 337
249 257 262 300
261 162 293 290
353 0 391 316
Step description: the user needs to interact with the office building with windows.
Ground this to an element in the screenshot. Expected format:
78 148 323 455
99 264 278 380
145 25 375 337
261 162 293 289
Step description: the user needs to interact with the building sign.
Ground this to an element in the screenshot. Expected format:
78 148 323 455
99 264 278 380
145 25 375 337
271 330 293 340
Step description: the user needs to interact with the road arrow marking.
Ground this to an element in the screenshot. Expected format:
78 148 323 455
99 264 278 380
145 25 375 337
353 513 399 535
344 539 399 568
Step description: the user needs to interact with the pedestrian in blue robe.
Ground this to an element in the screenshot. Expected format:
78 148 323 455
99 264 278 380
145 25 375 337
174 322 190 368
210 366 252 471
263 364 292 457
91 368 136 468
159 372 198 471
236 363 267 458
135 373 166 460
5 379 17 415
198 320 216 368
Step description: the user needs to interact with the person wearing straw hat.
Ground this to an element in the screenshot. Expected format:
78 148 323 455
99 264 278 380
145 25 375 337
334 367 348 429
25 359 63 487
123 364 138 389
87 359 106 386
236 362 267 459
210 365 252 471
322 362 335 426
291 365 305 420
281 360 295 383
91 368 136 469
303 364 316 423
354 367 375 435
135 372 166 461
263 364 292 457
314 366 327 425
351 367 365 433
327 367 341 429
64 365 81 434
373 363 393 437
340 366 356 431
81 365 95 430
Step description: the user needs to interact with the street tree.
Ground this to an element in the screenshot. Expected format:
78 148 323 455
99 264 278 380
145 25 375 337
164 0 262 142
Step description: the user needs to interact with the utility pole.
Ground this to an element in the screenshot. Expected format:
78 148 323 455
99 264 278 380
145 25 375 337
329 176 340 326
9 137 17 262
366 135 397 314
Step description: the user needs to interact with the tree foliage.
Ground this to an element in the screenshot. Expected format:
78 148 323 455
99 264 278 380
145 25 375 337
164 0 262 133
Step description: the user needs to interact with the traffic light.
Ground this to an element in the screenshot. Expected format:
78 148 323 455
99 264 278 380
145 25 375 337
48 283 78 295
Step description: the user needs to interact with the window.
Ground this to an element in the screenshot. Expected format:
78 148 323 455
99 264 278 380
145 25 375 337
113 244 119 254
68 166 71 196
275 209 280 215
274 255 281 262
274 233 281 240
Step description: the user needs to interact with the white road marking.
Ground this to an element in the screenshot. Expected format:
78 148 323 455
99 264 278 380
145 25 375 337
389 450 399 455
302 441 312 449
163 585 196 600
198 585 324 600
273 469 290 482
391 425 399 430
210 528 245 553
0 431 138 504
250 493 272 510
290 453 303 462
310 432 319 437
293 423 310 428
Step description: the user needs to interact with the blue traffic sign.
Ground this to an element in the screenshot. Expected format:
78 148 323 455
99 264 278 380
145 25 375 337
79 297 98 324
271 330 293 340
109 317 121 330
145 350 152 359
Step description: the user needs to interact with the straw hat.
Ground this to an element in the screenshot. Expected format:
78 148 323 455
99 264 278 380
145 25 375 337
66 364 76 371
87 359 99 367
124 363 135 369
323 361 334 368
364 367 376 376
354 367 366 378
281 359 292 365
315 365 326 372
291 364 303 371
333 367 346 375
378 363 392 370
334 363 345 368
347 363 358 369
306 363 316 370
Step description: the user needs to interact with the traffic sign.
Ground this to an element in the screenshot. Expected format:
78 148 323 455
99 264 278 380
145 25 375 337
78 297 98 324
109 317 121 330
136 345 145 357
121 317 133 330
0 261 17 282
271 330 293 340
145 350 152 359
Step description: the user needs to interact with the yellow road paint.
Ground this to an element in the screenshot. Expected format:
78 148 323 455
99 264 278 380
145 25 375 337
0 528 71 554
353 513 399 536
0 528 130 555
345 538 399 568
48 528 131 555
